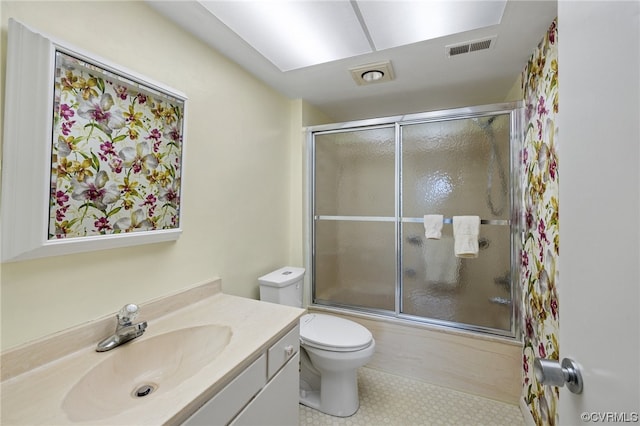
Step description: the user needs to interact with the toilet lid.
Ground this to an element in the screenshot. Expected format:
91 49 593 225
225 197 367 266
299 313 373 352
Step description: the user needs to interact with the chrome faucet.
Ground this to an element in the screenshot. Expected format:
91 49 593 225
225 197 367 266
96 304 148 352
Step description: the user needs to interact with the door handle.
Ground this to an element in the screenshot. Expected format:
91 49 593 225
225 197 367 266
534 357 583 394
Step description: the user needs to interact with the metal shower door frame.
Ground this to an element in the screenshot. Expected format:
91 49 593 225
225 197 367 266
306 102 523 339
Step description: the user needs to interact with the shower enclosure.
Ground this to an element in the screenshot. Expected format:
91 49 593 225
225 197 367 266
308 103 521 338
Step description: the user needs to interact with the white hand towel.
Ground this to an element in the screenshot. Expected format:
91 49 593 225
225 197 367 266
453 216 481 258
424 236 459 285
423 214 444 239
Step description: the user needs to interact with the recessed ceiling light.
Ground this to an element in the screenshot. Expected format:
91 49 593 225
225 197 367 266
361 70 385 82
350 61 395 86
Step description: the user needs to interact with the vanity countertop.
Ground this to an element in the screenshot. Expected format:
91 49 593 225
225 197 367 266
0 279 305 425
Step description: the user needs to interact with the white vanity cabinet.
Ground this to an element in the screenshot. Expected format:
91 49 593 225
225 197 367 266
183 325 300 426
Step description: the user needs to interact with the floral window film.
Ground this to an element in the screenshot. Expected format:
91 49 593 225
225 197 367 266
49 51 185 239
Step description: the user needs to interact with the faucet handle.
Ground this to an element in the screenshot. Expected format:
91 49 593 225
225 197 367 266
118 303 139 325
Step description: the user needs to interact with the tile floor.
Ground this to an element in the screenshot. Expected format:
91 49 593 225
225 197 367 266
299 367 524 426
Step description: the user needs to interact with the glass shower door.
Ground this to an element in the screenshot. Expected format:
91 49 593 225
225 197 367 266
313 127 396 312
400 114 513 331
310 104 519 337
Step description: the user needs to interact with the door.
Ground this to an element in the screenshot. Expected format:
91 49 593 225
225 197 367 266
313 126 397 312
399 115 514 334
558 1 640 424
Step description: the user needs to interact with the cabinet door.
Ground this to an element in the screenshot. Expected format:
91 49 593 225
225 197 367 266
267 325 299 379
231 353 300 426
183 354 266 426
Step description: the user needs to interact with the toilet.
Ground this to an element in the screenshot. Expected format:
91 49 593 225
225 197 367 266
259 267 375 417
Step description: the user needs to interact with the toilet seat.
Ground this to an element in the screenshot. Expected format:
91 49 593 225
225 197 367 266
300 313 373 352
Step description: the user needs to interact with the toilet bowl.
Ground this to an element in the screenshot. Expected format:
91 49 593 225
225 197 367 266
298 313 375 416
258 267 375 417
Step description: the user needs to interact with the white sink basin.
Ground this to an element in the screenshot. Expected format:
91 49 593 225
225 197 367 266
62 324 232 422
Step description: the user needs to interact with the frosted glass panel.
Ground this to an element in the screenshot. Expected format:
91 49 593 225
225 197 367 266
315 128 395 216
310 107 517 337
315 220 395 311
402 115 510 219
401 114 511 331
401 222 512 330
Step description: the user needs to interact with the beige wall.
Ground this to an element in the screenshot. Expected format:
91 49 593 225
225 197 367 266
287 100 331 267
0 1 303 350
504 74 523 103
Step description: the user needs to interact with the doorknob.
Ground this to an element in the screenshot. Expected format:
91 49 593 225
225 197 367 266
534 357 583 394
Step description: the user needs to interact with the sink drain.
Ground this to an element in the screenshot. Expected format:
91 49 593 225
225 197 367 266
133 383 156 398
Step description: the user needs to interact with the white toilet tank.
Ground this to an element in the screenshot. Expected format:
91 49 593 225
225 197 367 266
258 266 305 308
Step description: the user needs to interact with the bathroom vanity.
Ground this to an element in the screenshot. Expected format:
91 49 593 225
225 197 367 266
0 279 305 425
184 325 300 425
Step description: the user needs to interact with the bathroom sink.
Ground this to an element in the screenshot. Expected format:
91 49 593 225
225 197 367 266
62 324 232 422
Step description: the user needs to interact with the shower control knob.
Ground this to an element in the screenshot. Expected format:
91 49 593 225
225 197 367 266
534 357 583 394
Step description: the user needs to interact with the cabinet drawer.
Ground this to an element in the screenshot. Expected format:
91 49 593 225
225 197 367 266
267 325 299 379
183 354 266 426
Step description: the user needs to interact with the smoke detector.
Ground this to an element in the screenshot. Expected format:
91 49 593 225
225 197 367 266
349 61 395 85
446 36 497 57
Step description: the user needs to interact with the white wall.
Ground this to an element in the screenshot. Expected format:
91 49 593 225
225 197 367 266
0 1 297 350
558 0 640 420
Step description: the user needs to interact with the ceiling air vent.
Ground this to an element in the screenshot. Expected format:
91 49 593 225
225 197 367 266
446 36 497 57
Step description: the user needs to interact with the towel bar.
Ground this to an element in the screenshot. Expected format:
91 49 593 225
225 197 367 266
410 217 510 226
314 216 510 226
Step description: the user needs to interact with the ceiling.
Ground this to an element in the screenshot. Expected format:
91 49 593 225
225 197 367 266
147 1 557 122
